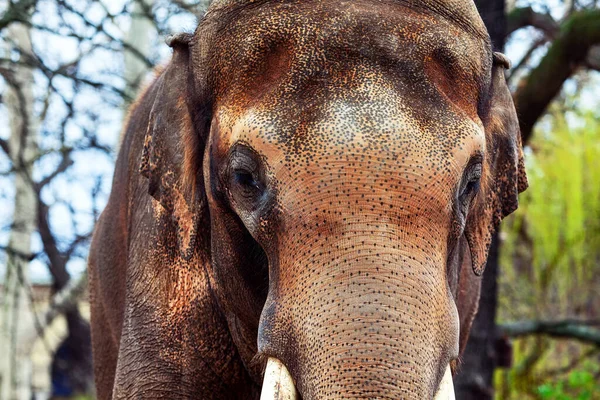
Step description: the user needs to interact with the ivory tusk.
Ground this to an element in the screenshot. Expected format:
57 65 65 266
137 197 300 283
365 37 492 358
260 357 452 399
260 357 299 400
433 365 455 400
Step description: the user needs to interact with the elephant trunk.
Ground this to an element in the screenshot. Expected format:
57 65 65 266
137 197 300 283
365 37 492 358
259 215 459 398
260 358 455 399
258 253 459 398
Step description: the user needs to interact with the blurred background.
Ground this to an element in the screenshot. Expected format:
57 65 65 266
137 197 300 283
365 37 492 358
0 0 598 399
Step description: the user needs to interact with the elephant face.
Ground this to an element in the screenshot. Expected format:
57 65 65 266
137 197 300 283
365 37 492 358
140 0 527 398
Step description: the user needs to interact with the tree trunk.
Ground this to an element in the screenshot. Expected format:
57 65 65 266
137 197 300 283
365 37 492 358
0 21 39 400
474 0 508 51
454 1 508 399
123 0 155 108
455 237 500 400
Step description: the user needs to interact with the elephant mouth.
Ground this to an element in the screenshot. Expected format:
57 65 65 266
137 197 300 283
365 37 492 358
260 357 455 399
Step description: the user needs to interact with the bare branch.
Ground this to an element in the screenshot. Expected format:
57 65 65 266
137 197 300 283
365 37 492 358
507 37 548 84
64 233 92 259
0 0 37 31
38 270 88 330
0 138 10 156
586 44 600 71
499 319 600 346
507 7 560 37
0 244 38 262
513 9 600 143
21 271 89 345
54 0 155 69
37 199 70 288
35 151 74 190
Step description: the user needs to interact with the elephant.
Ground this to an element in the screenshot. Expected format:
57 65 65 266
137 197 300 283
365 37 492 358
88 0 527 398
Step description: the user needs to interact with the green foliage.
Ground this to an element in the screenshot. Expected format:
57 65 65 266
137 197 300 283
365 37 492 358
537 363 600 400
524 112 598 299
502 109 600 307
497 109 600 399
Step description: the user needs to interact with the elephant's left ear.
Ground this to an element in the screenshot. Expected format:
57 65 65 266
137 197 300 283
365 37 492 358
140 33 209 260
464 52 528 275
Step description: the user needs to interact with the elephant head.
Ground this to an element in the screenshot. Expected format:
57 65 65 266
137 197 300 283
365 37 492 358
101 0 526 399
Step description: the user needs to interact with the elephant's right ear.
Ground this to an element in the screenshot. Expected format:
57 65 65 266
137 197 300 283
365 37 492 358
140 33 209 259
463 52 528 275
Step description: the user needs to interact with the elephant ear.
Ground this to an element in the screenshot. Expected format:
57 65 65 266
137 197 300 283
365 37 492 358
464 52 528 275
140 33 209 260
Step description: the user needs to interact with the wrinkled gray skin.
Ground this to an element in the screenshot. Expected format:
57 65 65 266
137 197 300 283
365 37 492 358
88 0 527 398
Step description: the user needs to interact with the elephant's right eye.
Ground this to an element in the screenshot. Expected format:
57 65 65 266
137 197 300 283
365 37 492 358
457 159 482 217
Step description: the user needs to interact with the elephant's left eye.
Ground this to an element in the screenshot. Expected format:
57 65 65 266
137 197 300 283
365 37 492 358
234 169 260 190
458 161 482 215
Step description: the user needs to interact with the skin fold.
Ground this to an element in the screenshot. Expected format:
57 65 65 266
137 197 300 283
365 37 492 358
88 0 527 398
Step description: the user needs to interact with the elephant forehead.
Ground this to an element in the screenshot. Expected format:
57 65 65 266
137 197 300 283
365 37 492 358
209 0 490 172
210 0 491 122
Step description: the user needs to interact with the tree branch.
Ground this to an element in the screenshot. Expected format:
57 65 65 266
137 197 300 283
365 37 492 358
0 244 38 262
37 199 70 289
507 37 548 84
499 319 600 346
21 270 89 346
586 44 600 71
0 0 37 31
0 137 10 156
40 270 88 329
35 150 73 190
513 9 600 143
507 7 560 37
